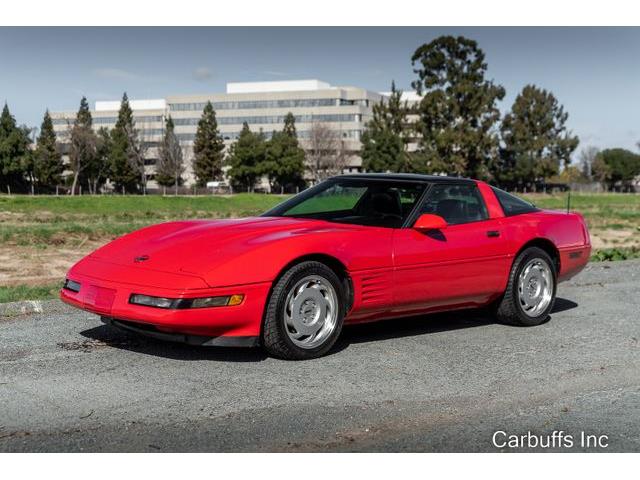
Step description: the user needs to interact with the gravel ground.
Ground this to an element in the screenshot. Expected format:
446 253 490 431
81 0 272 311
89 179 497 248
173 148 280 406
1 260 639 452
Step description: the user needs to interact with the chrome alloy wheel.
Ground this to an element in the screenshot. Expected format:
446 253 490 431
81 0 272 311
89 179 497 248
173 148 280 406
517 258 554 317
283 275 339 349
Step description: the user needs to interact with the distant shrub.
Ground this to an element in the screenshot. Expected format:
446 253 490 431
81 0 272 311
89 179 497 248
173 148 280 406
591 247 640 262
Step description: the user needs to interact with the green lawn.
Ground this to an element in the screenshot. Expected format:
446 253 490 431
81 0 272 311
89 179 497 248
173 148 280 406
0 283 62 304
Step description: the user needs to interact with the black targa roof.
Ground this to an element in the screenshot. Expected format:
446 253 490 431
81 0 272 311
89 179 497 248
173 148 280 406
337 173 476 184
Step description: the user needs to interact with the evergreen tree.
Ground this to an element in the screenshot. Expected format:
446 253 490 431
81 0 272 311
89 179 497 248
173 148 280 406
156 116 184 194
33 110 64 191
68 96 97 195
226 123 266 192
76 96 92 126
411 36 505 179
361 81 412 173
0 103 32 192
262 113 305 191
499 85 579 188
109 93 140 193
192 101 225 187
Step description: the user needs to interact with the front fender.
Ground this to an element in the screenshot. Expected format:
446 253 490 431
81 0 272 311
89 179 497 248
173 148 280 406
190 228 394 288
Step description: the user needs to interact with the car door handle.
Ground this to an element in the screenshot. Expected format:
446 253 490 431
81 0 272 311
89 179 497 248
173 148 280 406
486 230 501 238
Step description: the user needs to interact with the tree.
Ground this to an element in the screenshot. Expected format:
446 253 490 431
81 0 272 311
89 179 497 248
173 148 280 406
549 165 586 184
262 113 306 192
33 110 64 191
67 97 97 195
360 81 412 173
109 93 141 193
307 122 348 182
578 146 600 180
593 148 640 191
411 35 505 179
591 155 612 186
156 116 184 194
0 103 32 192
85 127 112 194
226 123 266 192
192 101 225 187
499 85 579 188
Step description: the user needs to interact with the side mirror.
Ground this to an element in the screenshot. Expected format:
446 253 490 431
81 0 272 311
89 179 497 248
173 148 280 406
413 213 447 231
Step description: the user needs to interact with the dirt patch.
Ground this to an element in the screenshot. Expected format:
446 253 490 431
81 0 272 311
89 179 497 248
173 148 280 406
591 228 640 249
0 242 103 287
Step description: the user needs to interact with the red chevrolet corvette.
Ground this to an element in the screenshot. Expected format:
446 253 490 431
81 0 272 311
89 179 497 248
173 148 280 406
61 174 591 359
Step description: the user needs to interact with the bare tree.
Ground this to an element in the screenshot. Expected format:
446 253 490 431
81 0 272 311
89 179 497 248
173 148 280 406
66 119 97 195
305 122 348 183
156 117 184 195
125 123 148 194
578 145 600 180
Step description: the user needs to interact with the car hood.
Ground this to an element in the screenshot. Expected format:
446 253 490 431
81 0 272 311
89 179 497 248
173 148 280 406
89 216 350 284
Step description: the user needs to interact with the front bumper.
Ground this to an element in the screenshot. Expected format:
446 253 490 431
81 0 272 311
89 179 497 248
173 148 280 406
60 258 271 339
101 317 259 347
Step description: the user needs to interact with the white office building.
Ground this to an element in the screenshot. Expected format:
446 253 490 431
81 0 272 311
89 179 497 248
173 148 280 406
51 80 417 188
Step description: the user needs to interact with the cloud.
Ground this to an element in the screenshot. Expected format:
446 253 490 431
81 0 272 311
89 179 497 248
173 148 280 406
193 67 214 81
92 68 141 81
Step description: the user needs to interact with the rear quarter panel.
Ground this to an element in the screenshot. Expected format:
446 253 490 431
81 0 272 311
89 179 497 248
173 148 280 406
500 210 591 281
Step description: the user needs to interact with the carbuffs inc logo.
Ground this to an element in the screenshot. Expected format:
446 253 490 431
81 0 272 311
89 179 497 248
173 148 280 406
134 255 150 263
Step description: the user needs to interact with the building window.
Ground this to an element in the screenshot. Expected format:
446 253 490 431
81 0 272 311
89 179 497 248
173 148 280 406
168 98 340 111
173 113 359 127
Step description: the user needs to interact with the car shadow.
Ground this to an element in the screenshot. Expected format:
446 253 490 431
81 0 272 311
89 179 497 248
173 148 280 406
79 325 269 362
338 296 578 346
79 297 578 361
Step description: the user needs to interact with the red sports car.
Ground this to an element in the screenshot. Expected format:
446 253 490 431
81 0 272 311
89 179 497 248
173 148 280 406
61 174 591 359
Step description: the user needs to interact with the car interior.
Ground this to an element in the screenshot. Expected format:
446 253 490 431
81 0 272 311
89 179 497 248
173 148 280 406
420 185 488 225
280 181 424 228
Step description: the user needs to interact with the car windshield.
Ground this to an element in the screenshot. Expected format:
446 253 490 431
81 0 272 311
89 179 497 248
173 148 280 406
263 178 426 228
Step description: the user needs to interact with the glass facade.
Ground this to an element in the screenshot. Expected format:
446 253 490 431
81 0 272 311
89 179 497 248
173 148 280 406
173 113 361 127
53 127 163 139
52 115 163 125
176 129 362 143
168 98 339 111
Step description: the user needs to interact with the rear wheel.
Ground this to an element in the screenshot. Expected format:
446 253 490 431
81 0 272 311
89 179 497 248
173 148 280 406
496 247 556 326
262 261 345 360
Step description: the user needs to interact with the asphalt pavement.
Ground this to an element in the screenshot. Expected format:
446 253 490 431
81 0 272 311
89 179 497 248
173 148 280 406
1 260 639 452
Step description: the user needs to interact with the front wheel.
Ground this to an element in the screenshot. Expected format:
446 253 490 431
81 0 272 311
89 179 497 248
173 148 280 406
496 247 557 326
262 261 346 360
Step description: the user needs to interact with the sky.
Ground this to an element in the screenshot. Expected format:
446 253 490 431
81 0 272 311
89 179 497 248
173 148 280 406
0 27 638 156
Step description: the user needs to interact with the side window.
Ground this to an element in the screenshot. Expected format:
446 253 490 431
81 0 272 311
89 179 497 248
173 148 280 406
420 184 489 225
491 187 538 216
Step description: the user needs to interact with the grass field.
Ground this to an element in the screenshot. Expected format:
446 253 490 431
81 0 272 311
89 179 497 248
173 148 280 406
0 194 287 247
1 192 639 303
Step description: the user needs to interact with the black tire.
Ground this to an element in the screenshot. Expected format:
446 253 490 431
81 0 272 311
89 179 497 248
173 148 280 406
496 247 557 326
262 261 346 360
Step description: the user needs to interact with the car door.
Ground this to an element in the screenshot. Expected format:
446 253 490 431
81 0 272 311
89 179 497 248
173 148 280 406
391 182 511 314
